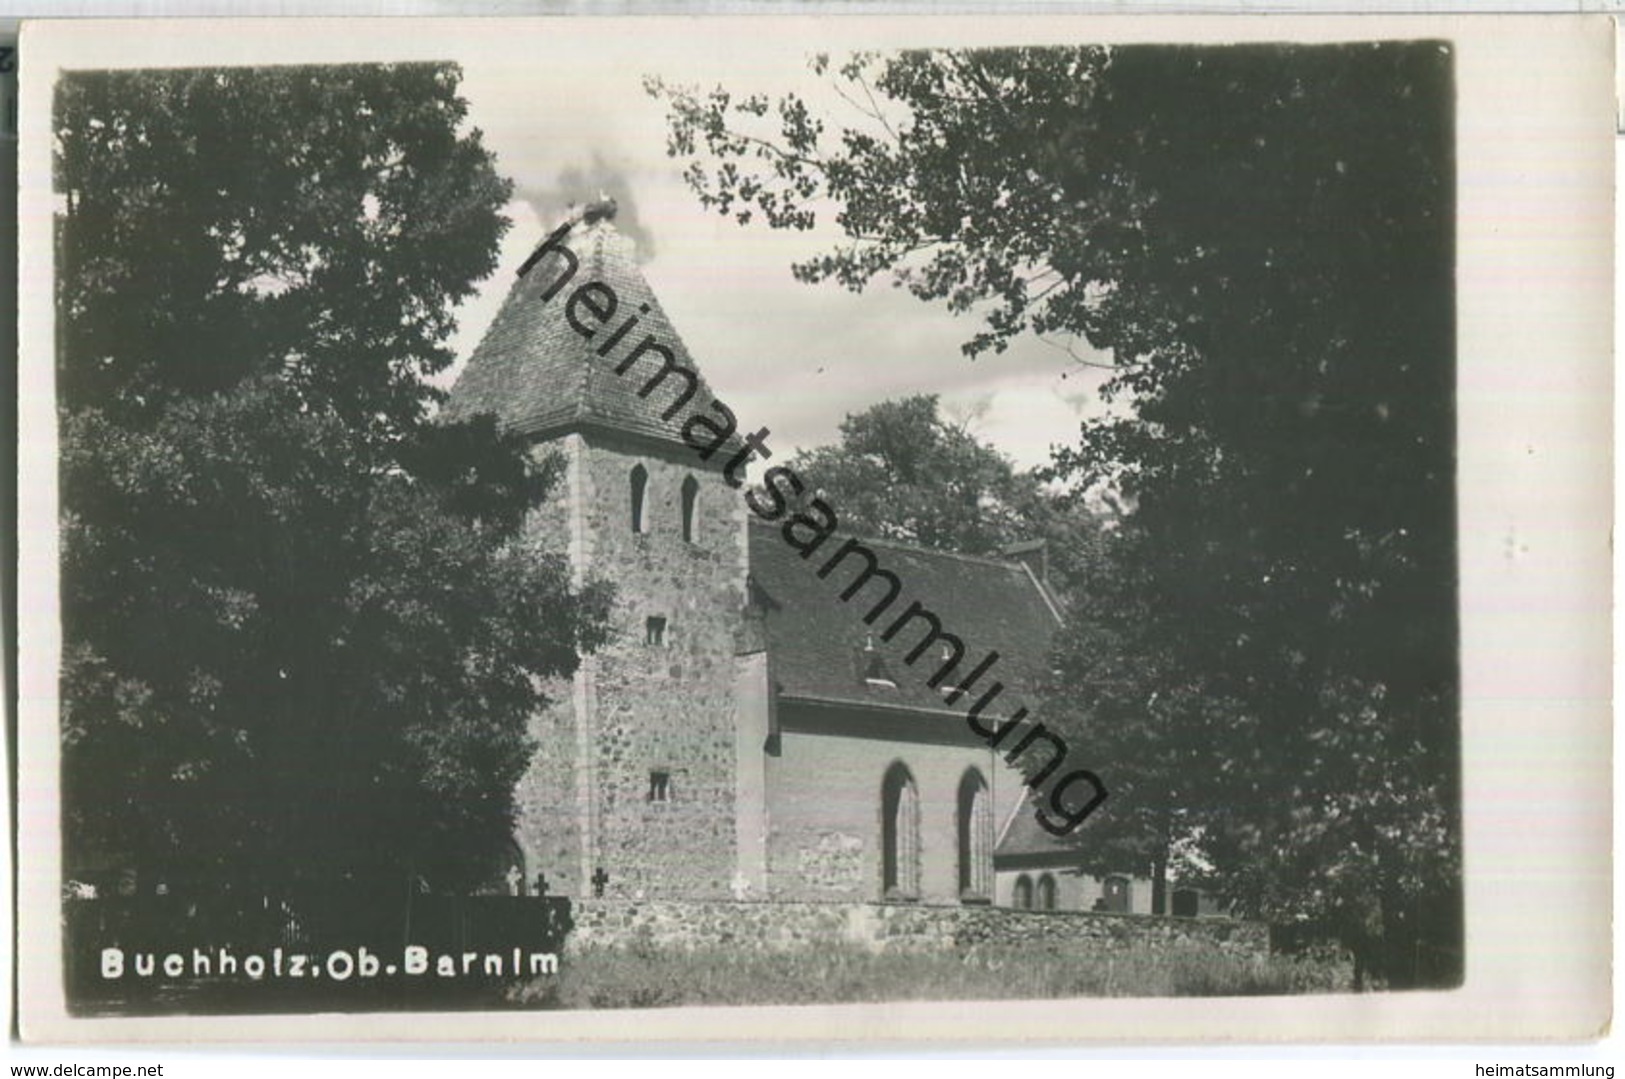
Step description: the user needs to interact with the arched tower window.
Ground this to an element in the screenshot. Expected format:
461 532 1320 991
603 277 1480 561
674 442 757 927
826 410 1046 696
956 768 992 903
1012 874 1033 910
680 475 699 543
629 464 648 534
1036 873 1058 911
880 762 920 901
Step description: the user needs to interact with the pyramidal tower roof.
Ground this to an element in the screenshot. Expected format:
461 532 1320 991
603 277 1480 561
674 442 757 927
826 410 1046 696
443 200 725 452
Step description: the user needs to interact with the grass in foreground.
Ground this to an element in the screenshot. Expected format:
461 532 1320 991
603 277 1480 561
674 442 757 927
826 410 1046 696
509 940 1354 1009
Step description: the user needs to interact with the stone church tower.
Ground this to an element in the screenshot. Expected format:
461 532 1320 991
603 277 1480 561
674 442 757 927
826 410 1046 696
442 202 761 900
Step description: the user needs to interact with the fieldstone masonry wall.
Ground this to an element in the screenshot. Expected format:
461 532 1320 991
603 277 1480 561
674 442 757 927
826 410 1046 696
569 899 1269 957
512 433 751 901
765 725 999 905
573 436 748 902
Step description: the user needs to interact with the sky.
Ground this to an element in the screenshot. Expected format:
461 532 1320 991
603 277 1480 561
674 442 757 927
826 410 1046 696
439 34 1116 470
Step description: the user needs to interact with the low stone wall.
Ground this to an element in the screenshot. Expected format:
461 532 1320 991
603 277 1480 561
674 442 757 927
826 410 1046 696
569 898 1268 958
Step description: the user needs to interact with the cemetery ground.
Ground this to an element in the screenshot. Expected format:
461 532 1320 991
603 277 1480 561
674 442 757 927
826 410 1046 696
518 938 1355 1009
70 937 1353 1016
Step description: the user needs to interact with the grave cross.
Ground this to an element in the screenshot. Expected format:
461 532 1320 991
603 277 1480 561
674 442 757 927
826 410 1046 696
591 867 609 898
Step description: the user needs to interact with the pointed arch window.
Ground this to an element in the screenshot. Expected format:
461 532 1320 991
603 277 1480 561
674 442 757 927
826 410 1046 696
1036 873 1058 911
880 762 920 901
1012 874 1033 910
680 475 700 543
629 464 648 534
956 768 992 903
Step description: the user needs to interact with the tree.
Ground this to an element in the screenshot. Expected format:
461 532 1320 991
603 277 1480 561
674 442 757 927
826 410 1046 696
1035 518 1233 920
652 42 1459 986
57 64 609 896
784 394 1097 574
56 64 512 441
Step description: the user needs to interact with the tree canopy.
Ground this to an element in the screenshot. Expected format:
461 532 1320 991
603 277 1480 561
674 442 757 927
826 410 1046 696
56 64 511 441
653 42 1459 986
782 394 1098 575
57 64 609 895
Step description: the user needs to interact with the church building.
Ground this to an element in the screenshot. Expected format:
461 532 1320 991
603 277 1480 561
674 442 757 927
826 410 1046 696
443 202 1079 908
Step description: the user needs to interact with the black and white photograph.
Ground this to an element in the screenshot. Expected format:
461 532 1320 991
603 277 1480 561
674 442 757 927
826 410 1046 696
13 14 1612 1045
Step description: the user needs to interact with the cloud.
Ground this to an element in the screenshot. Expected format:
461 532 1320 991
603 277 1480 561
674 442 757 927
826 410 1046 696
516 150 657 261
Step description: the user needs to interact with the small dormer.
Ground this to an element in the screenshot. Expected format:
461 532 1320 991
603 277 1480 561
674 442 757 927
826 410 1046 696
859 635 897 689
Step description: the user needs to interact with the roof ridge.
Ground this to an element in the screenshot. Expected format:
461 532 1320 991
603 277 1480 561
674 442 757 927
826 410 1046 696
747 517 1033 573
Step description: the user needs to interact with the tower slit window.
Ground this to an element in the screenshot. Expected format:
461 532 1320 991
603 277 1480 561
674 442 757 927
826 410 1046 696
680 475 699 543
629 464 648 534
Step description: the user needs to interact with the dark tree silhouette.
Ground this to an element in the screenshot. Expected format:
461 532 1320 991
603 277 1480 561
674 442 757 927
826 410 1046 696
57 64 610 897
653 42 1459 987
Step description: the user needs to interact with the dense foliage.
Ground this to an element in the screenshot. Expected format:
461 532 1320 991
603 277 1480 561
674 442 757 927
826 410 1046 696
58 65 609 895
654 42 1459 986
782 394 1100 585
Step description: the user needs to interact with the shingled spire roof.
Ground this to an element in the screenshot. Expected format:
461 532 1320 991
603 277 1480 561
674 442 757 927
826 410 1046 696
442 200 726 452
